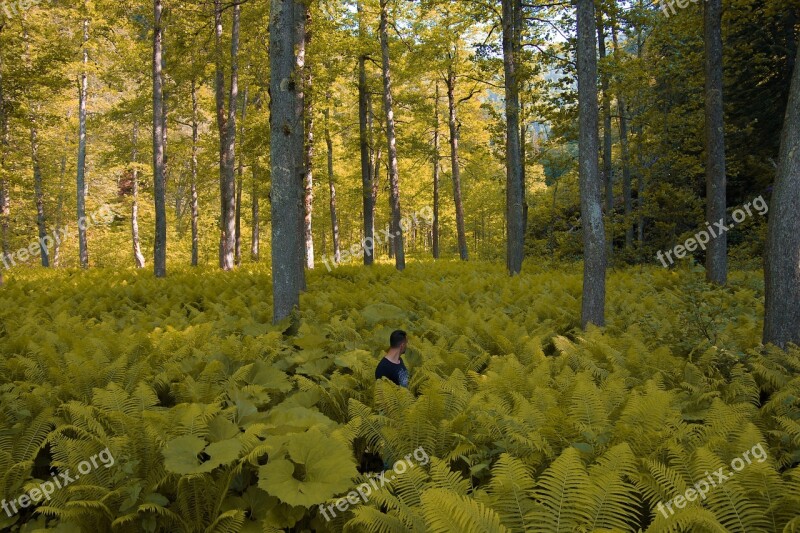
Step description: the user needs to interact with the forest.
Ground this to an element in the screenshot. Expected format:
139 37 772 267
1 0 800 531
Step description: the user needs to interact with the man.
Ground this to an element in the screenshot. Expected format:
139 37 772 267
375 330 409 387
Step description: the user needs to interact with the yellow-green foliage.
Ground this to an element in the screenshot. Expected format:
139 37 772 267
0 262 798 532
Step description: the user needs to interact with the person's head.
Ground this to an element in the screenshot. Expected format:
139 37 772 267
390 330 407 354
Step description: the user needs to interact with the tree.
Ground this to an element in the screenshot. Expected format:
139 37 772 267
270 0 307 322
303 18 314 270
324 95 340 264
0 27 8 266
152 0 167 278
577 0 606 328
432 81 441 259
379 0 405 270
763 41 800 349
131 121 145 268
503 0 524 275
357 1 376 265
76 4 89 268
704 0 727 285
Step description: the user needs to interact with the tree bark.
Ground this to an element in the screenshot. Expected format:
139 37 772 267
432 82 440 259
30 116 49 267
324 99 340 264
191 79 200 266
153 0 167 277
763 41 800 348
53 130 68 266
251 161 260 261
77 14 89 268
357 2 375 265
704 0 727 285
577 0 607 328
270 0 307 322
303 38 315 270
502 0 524 275
0 43 10 266
379 0 405 270
214 0 227 268
236 86 248 266
446 65 468 260
597 13 613 243
132 121 145 268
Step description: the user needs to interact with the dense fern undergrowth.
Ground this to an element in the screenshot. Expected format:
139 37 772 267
1 261 799 532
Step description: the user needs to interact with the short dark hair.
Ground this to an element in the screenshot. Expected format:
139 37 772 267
390 330 407 348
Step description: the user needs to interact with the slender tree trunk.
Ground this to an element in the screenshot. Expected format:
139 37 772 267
30 118 49 267
77 15 89 268
270 0 307 322
214 0 227 268
190 79 200 266
153 0 167 277
763 41 800 348
218 1 240 271
357 2 375 265
610 15 633 249
235 86 248 266
131 121 145 268
446 65 468 260
324 99 340 264
0 46 10 266
597 13 614 260
704 0 727 285
251 161 260 261
577 0 607 328
433 82 440 259
503 0 524 275
303 41 315 270
379 0 405 270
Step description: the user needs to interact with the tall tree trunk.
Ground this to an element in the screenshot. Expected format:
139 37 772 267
235 86 248 266
577 0 607 328
153 0 167 278
379 0 405 270
0 44 10 266
432 82 440 259
191 79 200 266
219 0 240 271
132 121 145 268
704 0 727 285
214 0 227 268
251 161 260 261
446 65 468 261
303 43 314 270
324 99 340 264
357 2 375 265
77 14 89 268
270 0 307 322
53 130 68 266
763 41 800 348
597 12 614 258
502 0 524 275
30 117 49 267
610 14 633 249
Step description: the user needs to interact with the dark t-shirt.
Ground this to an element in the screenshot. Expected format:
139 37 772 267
375 356 409 387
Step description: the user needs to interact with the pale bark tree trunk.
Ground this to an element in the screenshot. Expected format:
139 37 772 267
153 0 167 278
53 130 68 266
379 0 405 270
270 0 307 322
77 15 89 268
503 0 524 275
577 0 607 328
324 99 340 264
357 1 375 265
235 86 248 266
704 0 727 285
132 121 145 268
219 0 240 271
763 42 800 348
446 65 468 260
30 116 49 267
251 161 260 261
433 82 441 259
191 79 200 266
303 43 315 270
